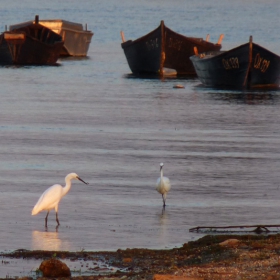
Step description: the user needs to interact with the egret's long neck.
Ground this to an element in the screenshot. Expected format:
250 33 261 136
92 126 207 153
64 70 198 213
62 177 72 196
160 168 163 179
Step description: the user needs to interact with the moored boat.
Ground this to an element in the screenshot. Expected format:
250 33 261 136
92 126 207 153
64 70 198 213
36 19 93 56
121 20 223 76
190 36 280 89
1 15 63 65
10 18 93 57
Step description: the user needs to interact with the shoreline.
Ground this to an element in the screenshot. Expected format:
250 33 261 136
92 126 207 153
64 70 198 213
2 233 280 279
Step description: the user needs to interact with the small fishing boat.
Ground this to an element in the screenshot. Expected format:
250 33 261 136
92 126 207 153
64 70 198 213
190 36 280 89
36 19 93 56
121 20 223 76
10 18 93 57
1 15 63 65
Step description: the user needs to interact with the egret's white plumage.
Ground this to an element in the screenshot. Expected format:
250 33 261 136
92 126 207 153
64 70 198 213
32 173 88 227
156 163 171 207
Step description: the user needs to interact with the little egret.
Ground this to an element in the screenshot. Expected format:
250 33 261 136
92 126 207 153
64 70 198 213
32 173 89 227
156 163 171 207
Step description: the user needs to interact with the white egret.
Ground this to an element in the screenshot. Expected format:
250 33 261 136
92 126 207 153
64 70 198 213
32 173 89 227
156 163 171 207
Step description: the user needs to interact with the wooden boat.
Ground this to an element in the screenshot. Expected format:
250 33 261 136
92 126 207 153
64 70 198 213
120 20 223 76
190 36 280 89
10 18 93 57
36 20 93 56
0 15 63 65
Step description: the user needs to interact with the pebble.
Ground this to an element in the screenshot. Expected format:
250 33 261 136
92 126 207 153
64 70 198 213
173 84 185 89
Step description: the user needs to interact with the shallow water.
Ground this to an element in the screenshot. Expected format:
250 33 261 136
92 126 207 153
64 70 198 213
0 0 279 261
0 254 121 278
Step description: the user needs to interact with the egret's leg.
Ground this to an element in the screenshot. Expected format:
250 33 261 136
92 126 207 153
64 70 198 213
45 211 49 227
55 205 60 226
56 212 60 226
162 194 166 207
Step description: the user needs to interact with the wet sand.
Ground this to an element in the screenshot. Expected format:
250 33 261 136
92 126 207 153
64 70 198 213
2 234 280 279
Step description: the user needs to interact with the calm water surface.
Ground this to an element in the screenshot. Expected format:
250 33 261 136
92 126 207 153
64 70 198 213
0 0 279 254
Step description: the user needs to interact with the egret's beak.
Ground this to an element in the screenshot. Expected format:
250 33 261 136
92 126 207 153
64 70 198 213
78 176 89 185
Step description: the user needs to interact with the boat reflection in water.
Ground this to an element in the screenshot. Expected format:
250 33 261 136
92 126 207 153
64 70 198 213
199 86 280 105
32 230 70 251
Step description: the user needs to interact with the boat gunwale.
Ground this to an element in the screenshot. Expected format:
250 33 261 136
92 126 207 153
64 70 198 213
190 41 280 62
121 24 161 48
50 26 94 35
39 20 94 35
10 19 93 34
164 25 221 49
7 24 63 46
121 21 221 49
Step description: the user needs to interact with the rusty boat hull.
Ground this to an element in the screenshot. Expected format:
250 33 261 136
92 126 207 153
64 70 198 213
121 20 222 76
2 17 63 65
11 19 93 57
190 36 280 89
37 20 93 57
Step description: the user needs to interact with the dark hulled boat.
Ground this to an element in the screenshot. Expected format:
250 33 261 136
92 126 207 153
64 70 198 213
190 36 280 89
0 15 64 65
11 19 93 57
121 20 223 76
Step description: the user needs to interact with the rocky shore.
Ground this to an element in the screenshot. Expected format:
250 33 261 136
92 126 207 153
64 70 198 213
3 234 280 280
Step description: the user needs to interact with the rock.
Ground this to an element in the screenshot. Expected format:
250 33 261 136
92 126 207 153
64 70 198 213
103 277 127 280
39 258 71 277
173 84 185 89
219 239 240 247
154 275 203 280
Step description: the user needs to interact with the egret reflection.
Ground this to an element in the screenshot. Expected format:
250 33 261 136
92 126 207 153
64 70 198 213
160 207 168 226
32 230 70 251
158 207 169 245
